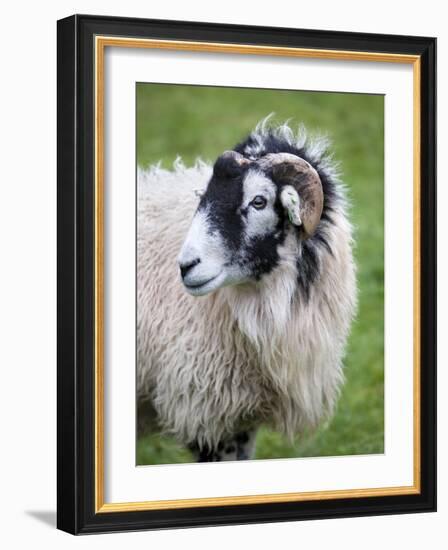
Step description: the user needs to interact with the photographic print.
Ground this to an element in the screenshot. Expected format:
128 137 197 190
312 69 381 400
136 84 384 465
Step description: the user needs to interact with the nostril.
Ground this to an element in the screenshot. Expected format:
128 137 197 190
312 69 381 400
179 258 201 278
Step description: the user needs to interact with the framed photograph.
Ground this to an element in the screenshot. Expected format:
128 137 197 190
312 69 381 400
57 14 436 534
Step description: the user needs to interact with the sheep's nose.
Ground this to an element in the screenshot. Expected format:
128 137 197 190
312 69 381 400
179 257 201 279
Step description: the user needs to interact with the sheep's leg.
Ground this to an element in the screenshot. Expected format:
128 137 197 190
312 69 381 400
235 429 257 460
189 429 257 462
188 440 237 462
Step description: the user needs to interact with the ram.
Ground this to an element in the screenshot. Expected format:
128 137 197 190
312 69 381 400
137 119 357 462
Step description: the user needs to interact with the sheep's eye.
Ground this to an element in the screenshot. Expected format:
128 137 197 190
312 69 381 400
251 196 267 210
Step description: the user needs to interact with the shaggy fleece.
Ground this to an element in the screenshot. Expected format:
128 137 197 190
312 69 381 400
137 124 357 450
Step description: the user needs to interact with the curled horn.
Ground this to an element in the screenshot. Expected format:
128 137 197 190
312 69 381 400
213 150 250 179
260 153 324 237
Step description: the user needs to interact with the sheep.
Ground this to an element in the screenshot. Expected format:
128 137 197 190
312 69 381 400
137 118 357 462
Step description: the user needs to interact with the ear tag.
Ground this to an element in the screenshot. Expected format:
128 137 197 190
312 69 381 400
288 207 302 226
287 191 302 225
280 186 302 226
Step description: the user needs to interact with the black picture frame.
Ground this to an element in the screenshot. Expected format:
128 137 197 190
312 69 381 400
57 14 436 534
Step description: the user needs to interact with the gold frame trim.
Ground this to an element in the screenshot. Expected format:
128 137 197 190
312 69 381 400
94 36 421 513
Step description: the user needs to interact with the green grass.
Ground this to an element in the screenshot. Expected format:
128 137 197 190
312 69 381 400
136 83 384 465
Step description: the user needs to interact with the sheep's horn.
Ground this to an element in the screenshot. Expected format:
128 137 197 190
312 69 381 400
260 153 324 237
213 150 250 178
221 150 250 164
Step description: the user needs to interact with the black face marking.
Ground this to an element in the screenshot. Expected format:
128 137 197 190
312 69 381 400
199 163 247 253
243 233 282 280
199 161 287 280
244 190 286 279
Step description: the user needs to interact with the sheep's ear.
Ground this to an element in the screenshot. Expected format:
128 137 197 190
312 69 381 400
280 185 302 226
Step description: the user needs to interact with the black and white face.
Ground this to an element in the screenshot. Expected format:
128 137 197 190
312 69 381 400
178 152 311 296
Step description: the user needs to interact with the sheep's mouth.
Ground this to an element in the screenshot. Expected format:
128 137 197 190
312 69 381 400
184 275 218 290
183 273 223 296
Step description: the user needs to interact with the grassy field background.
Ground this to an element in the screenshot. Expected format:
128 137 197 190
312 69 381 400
136 83 384 465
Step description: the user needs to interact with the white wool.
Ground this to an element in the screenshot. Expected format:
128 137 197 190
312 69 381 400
137 133 357 449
